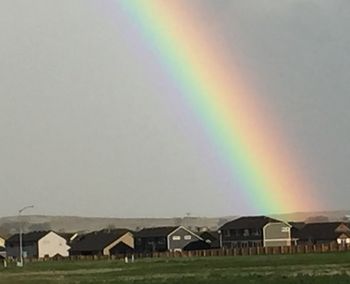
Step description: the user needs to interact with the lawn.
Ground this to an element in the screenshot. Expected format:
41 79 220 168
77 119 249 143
1 252 350 283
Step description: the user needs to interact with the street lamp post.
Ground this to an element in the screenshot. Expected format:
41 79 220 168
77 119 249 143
18 205 34 267
218 230 223 249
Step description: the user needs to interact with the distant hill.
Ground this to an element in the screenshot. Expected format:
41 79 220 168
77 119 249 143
271 210 350 223
0 215 232 237
0 210 348 237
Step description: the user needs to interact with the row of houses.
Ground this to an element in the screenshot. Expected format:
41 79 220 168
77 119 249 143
220 216 350 248
1 216 349 259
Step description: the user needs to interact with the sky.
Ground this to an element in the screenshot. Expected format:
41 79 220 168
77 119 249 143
0 0 349 217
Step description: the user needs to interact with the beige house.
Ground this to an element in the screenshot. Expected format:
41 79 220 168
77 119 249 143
0 235 6 259
0 235 5 248
6 231 70 259
70 229 134 256
263 222 291 247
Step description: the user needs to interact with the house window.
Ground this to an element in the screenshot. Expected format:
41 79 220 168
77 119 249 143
281 227 290 233
184 235 192 240
243 229 250 237
172 236 181 241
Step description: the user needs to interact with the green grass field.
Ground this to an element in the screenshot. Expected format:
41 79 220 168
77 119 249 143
1 252 350 283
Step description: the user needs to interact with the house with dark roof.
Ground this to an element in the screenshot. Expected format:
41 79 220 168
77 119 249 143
298 222 350 246
219 216 291 248
135 226 202 253
69 229 134 256
6 231 70 259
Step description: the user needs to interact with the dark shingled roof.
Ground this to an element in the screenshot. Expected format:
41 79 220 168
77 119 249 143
6 231 50 244
289 222 306 230
135 227 179 238
70 229 130 252
183 240 211 251
200 231 219 242
220 216 283 230
289 222 306 239
299 222 350 241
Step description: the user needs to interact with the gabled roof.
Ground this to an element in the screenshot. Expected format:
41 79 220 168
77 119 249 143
69 229 130 252
135 226 179 238
6 231 51 244
220 216 284 230
300 222 350 241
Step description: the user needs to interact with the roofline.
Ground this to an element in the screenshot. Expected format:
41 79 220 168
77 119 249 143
219 216 289 230
102 231 132 251
166 226 203 250
6 230 67 244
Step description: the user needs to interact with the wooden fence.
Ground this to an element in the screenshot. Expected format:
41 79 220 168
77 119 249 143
9 243 350 263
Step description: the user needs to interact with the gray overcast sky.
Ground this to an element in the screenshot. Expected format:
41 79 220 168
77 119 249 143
0 0 349 217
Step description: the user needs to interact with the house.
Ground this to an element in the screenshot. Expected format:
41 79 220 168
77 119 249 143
298 222 350 246
0 235 6 259
0 235 5 248
6 231 70 259
135 226 202 253
69 229 134 256
200 231 221 248
219 216 292 248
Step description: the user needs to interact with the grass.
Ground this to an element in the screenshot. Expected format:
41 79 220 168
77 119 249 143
0 252 350 283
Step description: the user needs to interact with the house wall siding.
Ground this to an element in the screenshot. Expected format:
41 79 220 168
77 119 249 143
6 243 38 258
0 238 5 248
263 223 291 247
168 228 201 251
38 232 70 258
135 236 167 253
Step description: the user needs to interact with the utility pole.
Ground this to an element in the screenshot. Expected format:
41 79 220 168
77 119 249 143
18 205 34 267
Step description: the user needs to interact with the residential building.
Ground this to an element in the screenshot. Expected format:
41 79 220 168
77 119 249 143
298 222 350 246
69 229 133 256
0 235 5 249
135 226 202 253
219 216 292 248
6 231 70 259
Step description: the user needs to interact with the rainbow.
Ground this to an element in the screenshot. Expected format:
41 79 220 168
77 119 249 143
115 1 317 213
